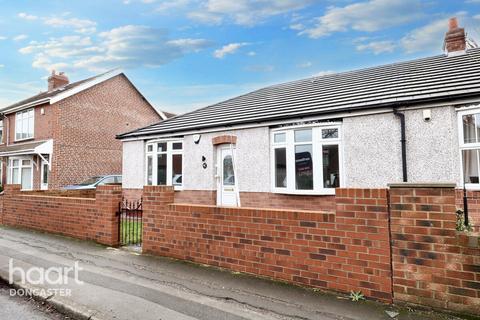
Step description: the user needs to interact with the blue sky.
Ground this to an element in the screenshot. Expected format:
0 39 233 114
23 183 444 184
0 0 479 114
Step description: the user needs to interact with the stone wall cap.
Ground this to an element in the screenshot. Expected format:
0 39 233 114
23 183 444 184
388 182 457 188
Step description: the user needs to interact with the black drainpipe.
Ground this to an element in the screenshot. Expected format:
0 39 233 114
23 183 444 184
393 109 407 182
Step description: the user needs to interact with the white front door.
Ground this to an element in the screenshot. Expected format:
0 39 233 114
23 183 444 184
217 146 238 207
40 158 49 190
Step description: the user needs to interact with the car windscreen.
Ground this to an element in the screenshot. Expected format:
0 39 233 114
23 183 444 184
78 176 103 186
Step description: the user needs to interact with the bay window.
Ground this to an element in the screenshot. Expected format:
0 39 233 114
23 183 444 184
15 108 34 141
271 125 342 194
145 140 183 189
459 108 480 187
8 157 33 190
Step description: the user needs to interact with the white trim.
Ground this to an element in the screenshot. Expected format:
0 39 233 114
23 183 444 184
40 157 49 190
157 110 168 120
120 98 480 142
2 98 50 115
457 106 480 189
0 139 53 160
270 124 343 195
8 156 34 191
2 70 124 115
14 108 34 142
145 139 184 190
50 69 123 104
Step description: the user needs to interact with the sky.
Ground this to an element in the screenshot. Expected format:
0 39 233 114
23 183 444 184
0 0 480 114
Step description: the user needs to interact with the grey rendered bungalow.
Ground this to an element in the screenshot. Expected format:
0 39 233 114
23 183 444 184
118 18 480 208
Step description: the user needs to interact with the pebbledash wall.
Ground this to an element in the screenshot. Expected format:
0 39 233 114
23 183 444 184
122 104 463 211
142 183 480 315
0 184 121 246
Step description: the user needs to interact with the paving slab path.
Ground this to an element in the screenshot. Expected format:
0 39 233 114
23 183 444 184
0 226 471 320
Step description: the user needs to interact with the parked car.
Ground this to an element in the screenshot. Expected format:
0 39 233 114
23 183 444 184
63 175 122 190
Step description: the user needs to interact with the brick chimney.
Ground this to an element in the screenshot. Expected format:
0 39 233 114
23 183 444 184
444 17 466 56
48 70 69 91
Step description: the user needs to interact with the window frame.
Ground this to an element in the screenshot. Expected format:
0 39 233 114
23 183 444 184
458 107 480 189
0 119 4 144
8 156 33 190
15 108 35 142
145 139 184 190
270 123 343 195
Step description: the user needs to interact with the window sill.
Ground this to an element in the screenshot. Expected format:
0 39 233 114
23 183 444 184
14 137 35 143
271 188 336 196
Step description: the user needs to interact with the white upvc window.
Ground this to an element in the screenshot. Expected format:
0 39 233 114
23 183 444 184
145 140 183 190
458 107 480 189
15 108 34 141
8 156 33 190
271 124 343 195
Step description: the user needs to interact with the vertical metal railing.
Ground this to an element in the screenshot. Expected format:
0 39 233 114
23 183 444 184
117 198 143 246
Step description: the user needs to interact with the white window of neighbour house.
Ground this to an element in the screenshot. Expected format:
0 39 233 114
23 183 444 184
271 124 342 195
8 157 33 190
458 108 480 188
145 140 183 189
15 108 34 141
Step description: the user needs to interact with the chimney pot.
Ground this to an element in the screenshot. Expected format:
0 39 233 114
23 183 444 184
448 17 458 31
47 70 69 91
444 17 466 56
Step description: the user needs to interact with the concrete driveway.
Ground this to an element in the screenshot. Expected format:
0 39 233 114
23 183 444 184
0 226 470 320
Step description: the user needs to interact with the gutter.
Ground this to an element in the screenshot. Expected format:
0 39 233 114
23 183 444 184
393 109 407 182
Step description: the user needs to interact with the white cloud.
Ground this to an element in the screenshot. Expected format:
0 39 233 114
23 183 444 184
245 64 274 72
213 42 249 58
13 34 28 41
312 70 336 77
356 40 397 54
20 25 212 72
400 13 475 53
0 64 4 68
297 61 312 68
18 12 38 20
289 23 305 31
247 51 256 56
43 17 97 34
0 36 7 40
189 0 313 26
300 0 424 38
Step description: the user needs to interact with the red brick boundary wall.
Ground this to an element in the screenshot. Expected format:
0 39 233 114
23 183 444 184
391 184 480 315
0 184 121 246
142 186 392 302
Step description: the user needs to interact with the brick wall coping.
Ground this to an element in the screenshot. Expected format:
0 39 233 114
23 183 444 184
169 203 333 214
388 182 457 188
16 194 96 202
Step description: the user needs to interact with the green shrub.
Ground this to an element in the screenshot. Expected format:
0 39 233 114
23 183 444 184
456 209 473 232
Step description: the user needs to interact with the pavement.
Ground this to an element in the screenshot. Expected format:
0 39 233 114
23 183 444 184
0 281 69 320
0 226 473 320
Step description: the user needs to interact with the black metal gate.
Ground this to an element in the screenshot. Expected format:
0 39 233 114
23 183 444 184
117 198 143 246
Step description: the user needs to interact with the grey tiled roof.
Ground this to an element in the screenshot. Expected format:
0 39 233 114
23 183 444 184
118 48 480 139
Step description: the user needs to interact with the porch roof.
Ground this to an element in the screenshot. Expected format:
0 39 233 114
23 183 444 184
0 139 53 157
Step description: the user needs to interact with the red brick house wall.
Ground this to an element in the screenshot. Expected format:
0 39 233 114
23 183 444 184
49 74 161 189
0 73 161 190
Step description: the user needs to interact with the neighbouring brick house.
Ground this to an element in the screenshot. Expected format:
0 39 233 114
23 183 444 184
0 69 166 190
117 17 480 227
